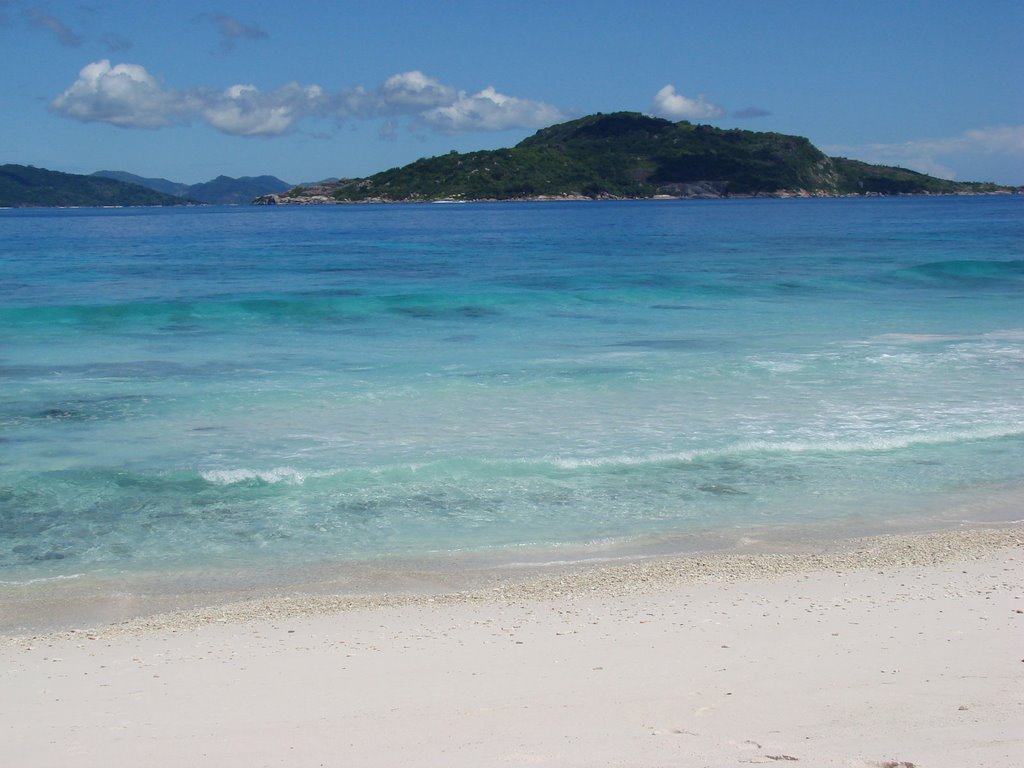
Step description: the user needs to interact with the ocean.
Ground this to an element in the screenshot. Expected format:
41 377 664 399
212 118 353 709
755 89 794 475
2 197 1022 625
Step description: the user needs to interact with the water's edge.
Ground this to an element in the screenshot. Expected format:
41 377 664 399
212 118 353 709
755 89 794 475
4 487 1020 638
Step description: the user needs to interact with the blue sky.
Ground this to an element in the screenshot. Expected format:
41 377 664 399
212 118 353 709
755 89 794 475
1 0 1022 185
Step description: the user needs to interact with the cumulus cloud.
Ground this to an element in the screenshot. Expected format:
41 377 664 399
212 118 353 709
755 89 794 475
208 13 268 50
376 71 456 111
823 125 1024 180
51 61 568 138
420 86 567 132
51 59 190 128
203 83 327 136
651 84 723 121
27 7 81 47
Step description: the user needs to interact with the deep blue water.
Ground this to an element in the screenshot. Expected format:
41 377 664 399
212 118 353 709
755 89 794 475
2 197 1023 587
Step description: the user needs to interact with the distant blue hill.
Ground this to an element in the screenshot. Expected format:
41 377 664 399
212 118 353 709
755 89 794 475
1 164 192 207
91 170 191 198
92 171 291 205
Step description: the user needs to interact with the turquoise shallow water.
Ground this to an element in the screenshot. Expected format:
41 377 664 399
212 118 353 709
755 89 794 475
1 197 1023 590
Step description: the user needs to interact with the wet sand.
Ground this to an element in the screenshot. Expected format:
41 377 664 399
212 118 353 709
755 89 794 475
2 526 1022 767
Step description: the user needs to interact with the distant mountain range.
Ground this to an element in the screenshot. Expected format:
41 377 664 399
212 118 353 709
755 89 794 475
92 171 291 205
0 164 292 208
4 114 1017 209
1 164 190 207
260 112 1017 204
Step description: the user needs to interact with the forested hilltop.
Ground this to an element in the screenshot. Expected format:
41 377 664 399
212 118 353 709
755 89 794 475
261 113 1015 204
0 164 193 207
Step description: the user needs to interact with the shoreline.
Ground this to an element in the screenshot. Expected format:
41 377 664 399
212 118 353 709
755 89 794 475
4 523 1020 643
4 474 1023 635
2 524 1021 767
2 190 1019 211
254 189 1022 205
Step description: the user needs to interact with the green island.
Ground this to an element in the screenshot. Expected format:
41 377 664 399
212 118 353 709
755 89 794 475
0 164 194 208
260 112 1017 204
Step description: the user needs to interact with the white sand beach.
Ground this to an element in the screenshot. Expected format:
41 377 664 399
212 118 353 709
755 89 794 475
2 527 1022 767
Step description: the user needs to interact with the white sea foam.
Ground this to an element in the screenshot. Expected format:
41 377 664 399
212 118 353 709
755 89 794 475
748 358 806 373
200 467 310 485
860 329 1024 345
983 329 1024 341
542 425 1024 471
0 573 83 586
202 424 1024 482
730 426 1024 455
863 333 967 344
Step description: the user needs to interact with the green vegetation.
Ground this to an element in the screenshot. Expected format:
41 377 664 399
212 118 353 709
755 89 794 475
276 112 1014 203
1 164 190 207
829 158 1005 195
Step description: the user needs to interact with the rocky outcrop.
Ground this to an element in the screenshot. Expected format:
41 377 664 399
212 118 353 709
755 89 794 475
655 181 730 198
253 193 340 205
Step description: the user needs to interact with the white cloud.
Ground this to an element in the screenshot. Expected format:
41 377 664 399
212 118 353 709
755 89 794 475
824 125 1024 180
376 71 456 111
203 83 326 137
420 86 566 132
51 59 188 128
651 84 724 121
52 61 568 138
963 125 1024 154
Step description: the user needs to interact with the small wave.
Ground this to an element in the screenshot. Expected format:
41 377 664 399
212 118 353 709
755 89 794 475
197 425 1024 485
859 329 1024 345
544 451 702 470
189 463 430 489
730 426 1024 455
893 259 1024 287
200 467 311 485
498 553 639 568
0 573 83 586
542 426 1024 471
862 332 967 344
983 329 1024 341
